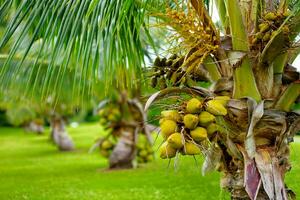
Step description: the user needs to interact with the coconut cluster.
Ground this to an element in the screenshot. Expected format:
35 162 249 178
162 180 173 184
159 96 230 159
136 135 155 163
98 107 121 127
151 55 184 89
99 138 115 158
151 55 213 89
251 11 291 46
97 106 154 164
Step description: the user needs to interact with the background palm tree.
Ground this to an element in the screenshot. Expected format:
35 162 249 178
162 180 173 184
0 0 300 199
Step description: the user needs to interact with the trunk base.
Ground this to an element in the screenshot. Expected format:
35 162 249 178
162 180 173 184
109 130 135 169
50 117 74 151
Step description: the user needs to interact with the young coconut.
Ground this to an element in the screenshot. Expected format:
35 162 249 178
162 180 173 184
160 119 178 139
101 140 114 149
161 110 181 122
99 118 107 125
205 100 227 116
160 142 177 159
186 98 203 114
190 127 207 142
199 111 215 126
264 12 277 21
214 96 230 106
183 114 199 129
167 132 184 149
207 123 224 135
139 150 148 158
146 155 154 162
184 142 201 155
100 149 110 158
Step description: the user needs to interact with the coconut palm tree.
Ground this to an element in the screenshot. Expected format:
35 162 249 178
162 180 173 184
0 0 300 199
93 88 155 169
0 54 87 150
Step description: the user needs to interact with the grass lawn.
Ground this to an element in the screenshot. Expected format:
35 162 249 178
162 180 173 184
0 123 299 200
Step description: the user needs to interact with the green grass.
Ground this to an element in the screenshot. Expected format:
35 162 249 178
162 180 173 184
0 124 299 200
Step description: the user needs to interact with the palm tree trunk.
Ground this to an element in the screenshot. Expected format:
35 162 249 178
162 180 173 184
50 116 74 151
24 121 44 134
109 127 135 169
219 103 300 200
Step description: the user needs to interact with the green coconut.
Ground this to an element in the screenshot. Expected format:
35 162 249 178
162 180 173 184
167 132 184 149
199 111 215 126
206 123 224 135
184 142 201 155
190 127 207 142
160 119 178 139
139 150 148 158
214 96 230 106
205 100 227 116
265 12 277 21
161 110 181 122
146 155 154 162
160 142 177 159
183 114 199 129
100 149 110 158
186 98 202 114
101 140 114 150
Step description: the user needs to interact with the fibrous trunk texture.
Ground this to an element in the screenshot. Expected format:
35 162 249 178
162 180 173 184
50 116 74 151
218 101 300 200
109 128 135 169
221 145 291 200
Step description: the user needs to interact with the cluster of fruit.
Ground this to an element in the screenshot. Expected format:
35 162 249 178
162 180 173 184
252 11 290 45
159 96 229 159
136 135 155 163
151 55 184 89
99 138 115 158
98 107 121 128
151 55 211 89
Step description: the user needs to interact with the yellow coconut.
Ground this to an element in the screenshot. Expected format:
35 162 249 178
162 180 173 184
184 142 201 155
265 12 277 21
186 98 202 114
190 127 207 142
206 123 224 135
99 118 107 125
262 32 271 42
199 111 215 126
183 114 199 130
139 150 148 158
160 142 177 159
100 149 110 158
107 113 118 122
161 110 181 122
146 155 154 162
214 96 230 106
98 109 106 117
167 132 184 149
160 119 178 139
101 140 114 149
259 22 270 32
206 100 227 116
159 118 167 125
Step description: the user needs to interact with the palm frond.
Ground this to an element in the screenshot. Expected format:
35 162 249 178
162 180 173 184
0 0 160 100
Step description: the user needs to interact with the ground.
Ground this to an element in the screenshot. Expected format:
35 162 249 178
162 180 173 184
0 124 299 200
